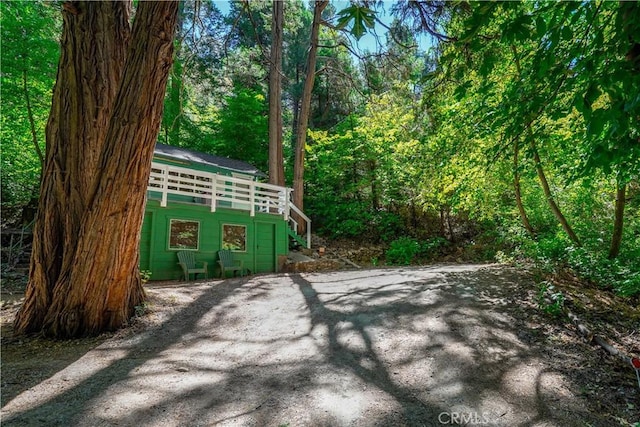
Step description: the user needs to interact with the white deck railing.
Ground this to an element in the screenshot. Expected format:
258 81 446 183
147 162 311 248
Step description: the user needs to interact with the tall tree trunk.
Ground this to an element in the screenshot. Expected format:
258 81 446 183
15 0 132 336
513 137 535 236
369 159 379 210
165 60 183 145
608 183 626 259
14 0 179 338
511 44 580 246
164 1 185 146
530 142 581 245
268 0 284 186
291 96 300 150
607 4 638 258
527 140 581 245
292 0 328 233
446 206 455 243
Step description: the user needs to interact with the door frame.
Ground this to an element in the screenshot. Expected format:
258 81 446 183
254 221 276 273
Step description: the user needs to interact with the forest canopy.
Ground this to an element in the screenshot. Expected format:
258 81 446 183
2 0 638 300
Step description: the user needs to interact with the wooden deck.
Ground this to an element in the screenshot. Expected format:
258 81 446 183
147 162 311 248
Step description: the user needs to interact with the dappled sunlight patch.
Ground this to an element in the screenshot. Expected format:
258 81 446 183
389 356 437 390
441 339 477 363
410 312 450 334
301 369 405 424
315 386 369 423
146 285 209 306
335 321 367 353
426 380 466 401
309 322 330 342
1 347 129 414
501 360 545 398
369 327 432 365
537 370 576 401
84 386 166 424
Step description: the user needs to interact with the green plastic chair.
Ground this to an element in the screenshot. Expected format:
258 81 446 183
217 249 244 278
177 251 208 281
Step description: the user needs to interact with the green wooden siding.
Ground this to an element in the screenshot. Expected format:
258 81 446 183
140 211 153 271
141 199 288 280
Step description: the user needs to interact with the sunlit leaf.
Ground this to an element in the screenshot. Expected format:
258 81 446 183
336 5 376 40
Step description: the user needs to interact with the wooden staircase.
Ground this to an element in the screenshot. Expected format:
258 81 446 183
287 228 308 248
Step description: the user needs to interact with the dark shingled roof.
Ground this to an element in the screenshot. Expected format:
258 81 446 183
154 143 266 178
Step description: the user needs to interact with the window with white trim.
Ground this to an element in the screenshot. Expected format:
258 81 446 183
222 224 246 252
169 219 200 250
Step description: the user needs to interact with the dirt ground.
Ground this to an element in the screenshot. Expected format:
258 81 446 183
1 264 639 426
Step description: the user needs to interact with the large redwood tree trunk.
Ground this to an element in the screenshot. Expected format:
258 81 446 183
14 0 179 338
268 0 284 187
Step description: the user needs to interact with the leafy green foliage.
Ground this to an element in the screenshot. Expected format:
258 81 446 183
565 247 640 297
214 86 269 172
458 1 640 184
159 1 228 150
537 282 565 317
419 237 450 260
306 85 430 242
140 270 152 284
420 1 640 296
492 218 640 297
385 237 420 265
0 1 60 225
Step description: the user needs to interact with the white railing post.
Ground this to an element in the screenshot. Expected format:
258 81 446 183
210 172 217 212
160 164 168 207
249 181 255 217
284 188 290 221
307 220 311 249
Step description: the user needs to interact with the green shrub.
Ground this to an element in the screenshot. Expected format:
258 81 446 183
537 281 565 317
386 237 420 265
419 237 449 259
566 246 640 297
140 270 152 284
372 211 404 243
616 273 640 297
315 201 371 239
534 233 571 261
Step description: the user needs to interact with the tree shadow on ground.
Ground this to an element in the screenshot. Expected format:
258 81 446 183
288 267 610 426
1 266 625 426
0 330 105 407
291 273 447 425
1 277 247 425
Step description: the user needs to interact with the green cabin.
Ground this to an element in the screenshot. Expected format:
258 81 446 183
140 143 310 280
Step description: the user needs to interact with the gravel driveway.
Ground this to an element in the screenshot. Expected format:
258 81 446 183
1 264 611 426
